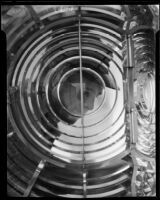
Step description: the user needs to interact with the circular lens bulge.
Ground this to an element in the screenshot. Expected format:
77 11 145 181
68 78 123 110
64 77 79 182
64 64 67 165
59 69 105 116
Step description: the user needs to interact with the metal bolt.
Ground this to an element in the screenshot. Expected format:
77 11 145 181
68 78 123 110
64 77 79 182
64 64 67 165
129 21 137 30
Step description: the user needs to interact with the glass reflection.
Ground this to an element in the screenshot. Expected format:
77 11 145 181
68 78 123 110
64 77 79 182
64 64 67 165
59 69 104 116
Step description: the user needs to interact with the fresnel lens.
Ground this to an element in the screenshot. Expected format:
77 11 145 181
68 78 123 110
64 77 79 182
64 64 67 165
5 5 158 197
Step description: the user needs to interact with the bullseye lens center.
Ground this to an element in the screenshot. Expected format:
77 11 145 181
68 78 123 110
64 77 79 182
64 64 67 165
59 69 105 116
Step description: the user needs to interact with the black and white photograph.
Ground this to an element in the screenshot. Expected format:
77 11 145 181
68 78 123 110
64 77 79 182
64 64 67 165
2 4 159 197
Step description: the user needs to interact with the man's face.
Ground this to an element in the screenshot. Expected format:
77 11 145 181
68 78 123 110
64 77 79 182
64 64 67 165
61 76 103 116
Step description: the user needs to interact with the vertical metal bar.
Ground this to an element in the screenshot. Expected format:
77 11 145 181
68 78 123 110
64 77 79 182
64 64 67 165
126 33 139 196
126 35 134 68
78 6 87 198
78 6 85 166
83 170 87 198
130 152 138 196
23 160 46 197
126 34 137 144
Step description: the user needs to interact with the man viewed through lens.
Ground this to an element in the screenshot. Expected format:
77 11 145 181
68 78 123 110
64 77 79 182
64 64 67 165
60 71 103 116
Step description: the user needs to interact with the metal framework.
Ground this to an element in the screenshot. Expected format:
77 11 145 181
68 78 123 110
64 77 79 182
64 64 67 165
5 5 158 197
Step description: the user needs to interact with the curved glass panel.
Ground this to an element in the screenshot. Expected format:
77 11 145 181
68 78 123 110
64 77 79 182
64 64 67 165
5 5 158 197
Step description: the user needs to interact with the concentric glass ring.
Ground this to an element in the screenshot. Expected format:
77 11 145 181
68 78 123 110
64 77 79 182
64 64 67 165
7 5 126 165
57 68 106 117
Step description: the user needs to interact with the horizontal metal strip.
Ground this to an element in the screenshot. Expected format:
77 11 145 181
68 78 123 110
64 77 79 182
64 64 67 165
38 177 83 189
7 154 32 181
7 182 24 196
52 132 126 154
34 183 83 196
7 171 27 193
87 174 129 189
